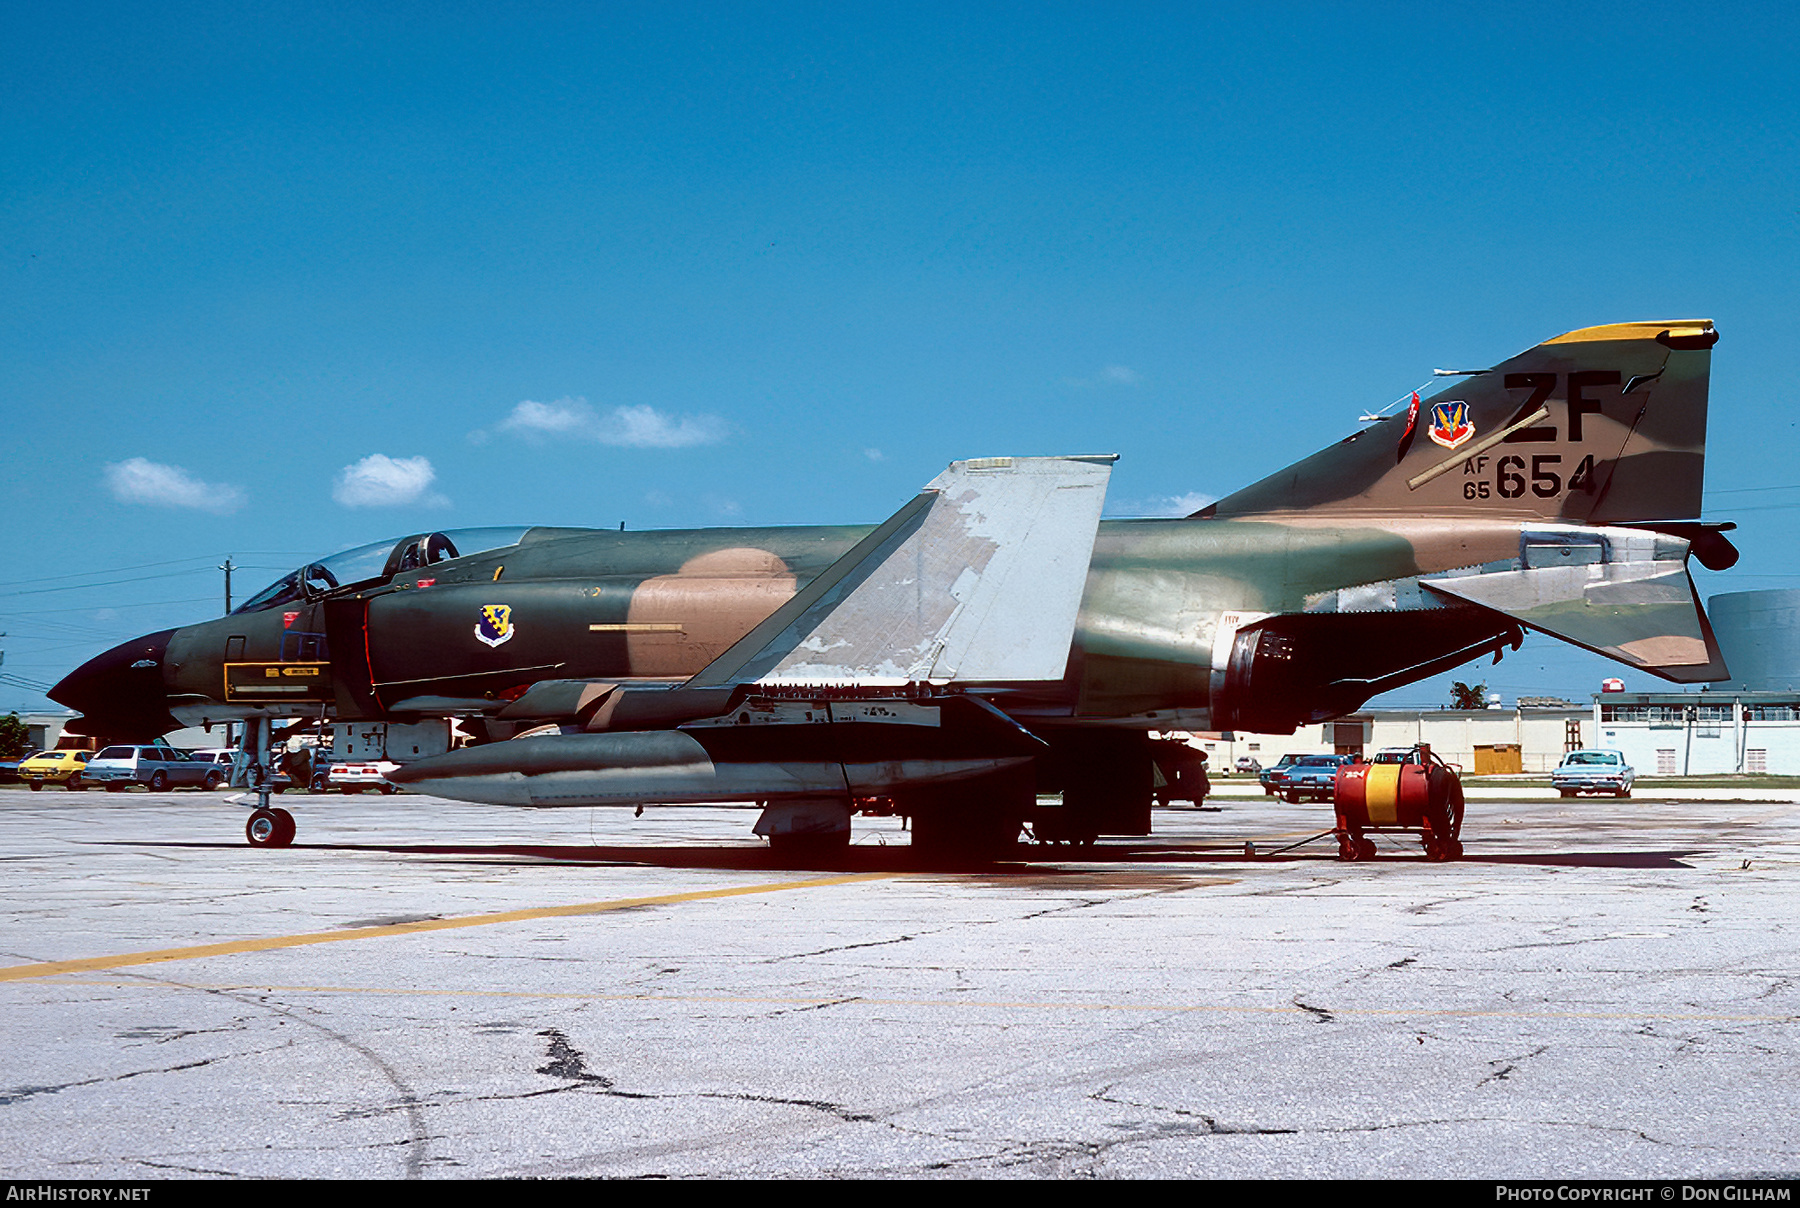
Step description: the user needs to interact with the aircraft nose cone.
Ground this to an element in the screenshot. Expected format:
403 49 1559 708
49 629 181 740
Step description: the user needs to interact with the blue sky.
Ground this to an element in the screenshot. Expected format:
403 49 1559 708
4 2 1798 713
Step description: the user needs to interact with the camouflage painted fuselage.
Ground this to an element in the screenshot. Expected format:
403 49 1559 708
139 512 1532 735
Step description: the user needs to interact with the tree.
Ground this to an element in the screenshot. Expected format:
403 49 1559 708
0 713 30 760
1449 682 1488 711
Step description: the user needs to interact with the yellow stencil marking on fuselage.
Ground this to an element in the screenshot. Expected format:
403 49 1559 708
0 873 891 983
1365 762 1402 825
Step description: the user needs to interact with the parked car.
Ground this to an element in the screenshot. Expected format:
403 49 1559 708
186 748 294 792
82 746 224 792
1260 754 1307 796
1369 746 1421 764
1234 755 1262 774
1551 749 1634 798
1269 753 1356 803
17 749 90 790
321 758 400 794
1 751 44 784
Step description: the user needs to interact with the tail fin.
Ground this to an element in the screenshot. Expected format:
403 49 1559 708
1205 320 1716 523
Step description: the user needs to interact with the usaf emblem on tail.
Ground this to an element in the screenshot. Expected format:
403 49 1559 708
475 604 514 648
1428 400 1474 449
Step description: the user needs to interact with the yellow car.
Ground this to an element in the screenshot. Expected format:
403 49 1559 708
18 749 90 790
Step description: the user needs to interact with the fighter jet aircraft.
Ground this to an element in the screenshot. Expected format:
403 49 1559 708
53 320 1734 855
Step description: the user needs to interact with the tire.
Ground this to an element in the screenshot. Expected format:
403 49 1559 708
246 808 285 847
204 772 226 791
1285 791 1300 804
1558 788 1573 798
148 771 168 792
310 774 329 794
66 775 84 792
1618 788 1631 799
272 807 296 846
106 783 124 793
379 783 397 795
28 779 42 791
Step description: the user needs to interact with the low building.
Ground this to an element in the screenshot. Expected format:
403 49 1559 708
1593 691 1800 775
1182 700 1590 776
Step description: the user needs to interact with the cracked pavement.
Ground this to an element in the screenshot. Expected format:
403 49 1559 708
1 785 1797 1178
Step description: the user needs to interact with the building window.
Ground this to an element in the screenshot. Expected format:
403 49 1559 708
1748 749 1768 773
1656 749 1677 774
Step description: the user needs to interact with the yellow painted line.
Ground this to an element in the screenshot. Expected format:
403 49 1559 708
0 873 891 983
24 976 1796 1026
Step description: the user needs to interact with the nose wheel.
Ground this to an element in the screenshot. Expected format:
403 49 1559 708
246 807 296 848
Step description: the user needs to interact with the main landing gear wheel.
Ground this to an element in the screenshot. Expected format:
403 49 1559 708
246 807 296 848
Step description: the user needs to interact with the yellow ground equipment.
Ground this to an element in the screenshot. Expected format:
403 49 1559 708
1331 744 1465 861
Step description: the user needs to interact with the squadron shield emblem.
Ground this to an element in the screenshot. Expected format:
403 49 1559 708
1427 400 1475 450
475 604 515 648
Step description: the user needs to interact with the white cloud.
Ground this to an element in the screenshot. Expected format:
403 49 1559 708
332 454 447 508
104 458 245 514
1104 491 1215 518
496 396 726 448
1065 365 1142 388
863 447 885 461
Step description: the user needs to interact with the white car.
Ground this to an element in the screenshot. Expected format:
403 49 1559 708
323 759 400 794
1551 750 1634 798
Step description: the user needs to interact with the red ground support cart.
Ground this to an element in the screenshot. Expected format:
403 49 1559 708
1331 743 1465 861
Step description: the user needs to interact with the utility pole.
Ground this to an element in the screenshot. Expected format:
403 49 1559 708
219 559 235 751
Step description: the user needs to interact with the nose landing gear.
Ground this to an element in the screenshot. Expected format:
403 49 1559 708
241 716 299 848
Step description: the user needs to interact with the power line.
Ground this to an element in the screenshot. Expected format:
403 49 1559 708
1705 483 1800 496
0 596 219 616
0 556 220 589
0 567 221 600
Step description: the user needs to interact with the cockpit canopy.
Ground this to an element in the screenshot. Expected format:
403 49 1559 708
233 526 532 614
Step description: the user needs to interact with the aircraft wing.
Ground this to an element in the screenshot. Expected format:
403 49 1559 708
684 454 1115 689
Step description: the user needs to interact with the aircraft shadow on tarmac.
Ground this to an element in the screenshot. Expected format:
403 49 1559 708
116 839 1705 873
